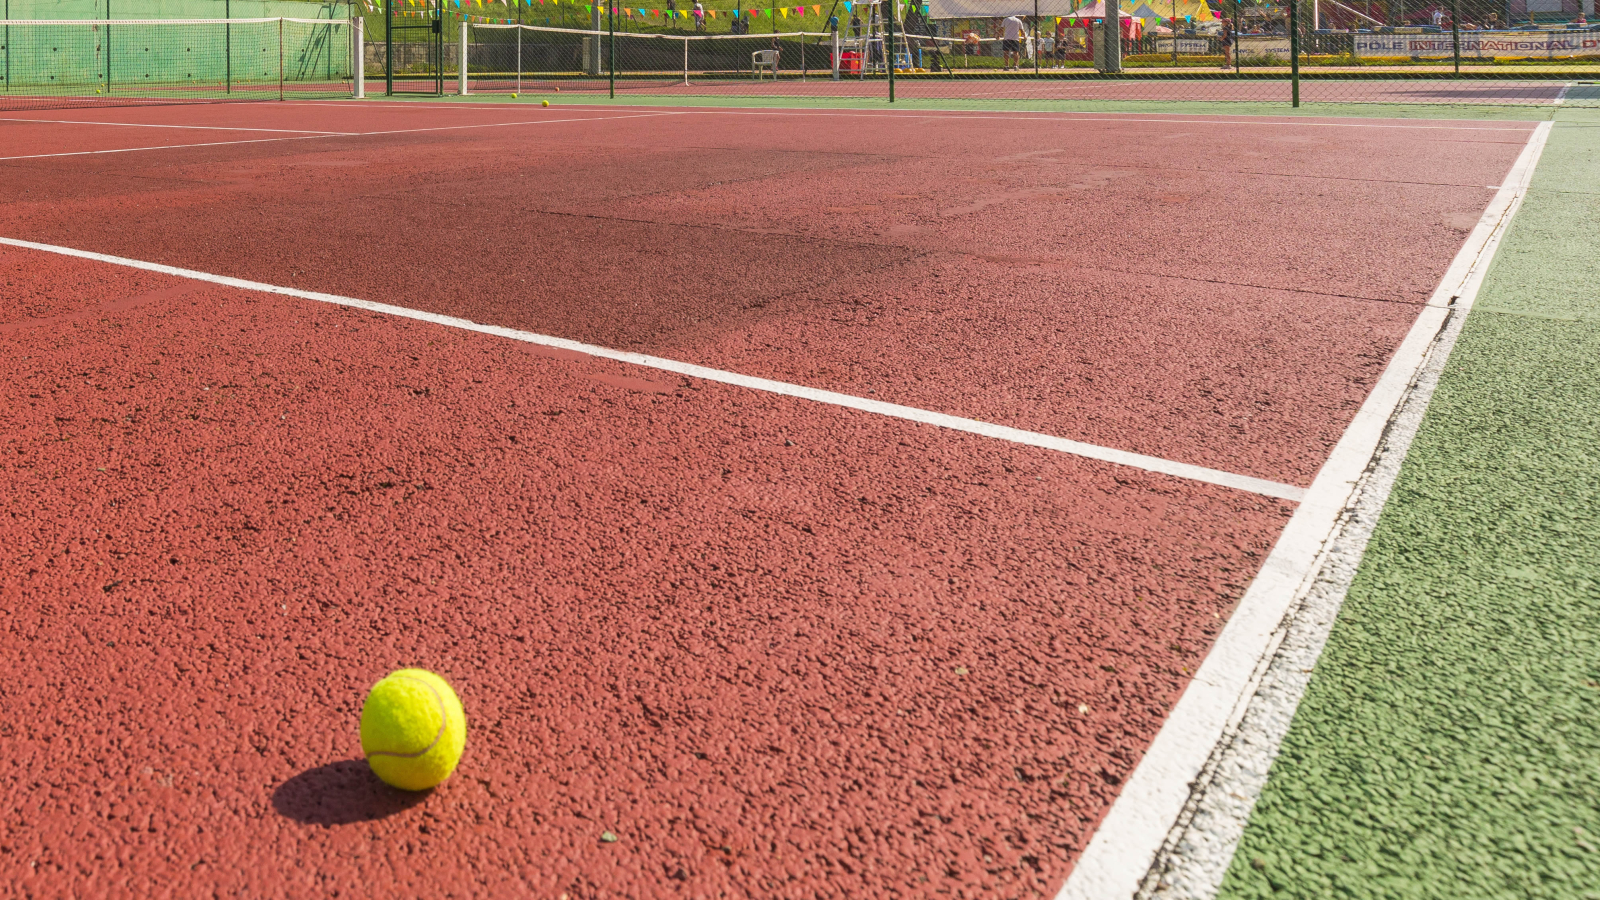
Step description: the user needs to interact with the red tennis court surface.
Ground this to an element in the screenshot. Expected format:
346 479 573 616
0 102 1534 898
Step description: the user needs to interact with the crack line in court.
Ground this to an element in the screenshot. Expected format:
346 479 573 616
0 234 1307 503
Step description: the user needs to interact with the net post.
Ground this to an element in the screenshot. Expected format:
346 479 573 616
458 19 468 94
1289 0 1299 107
1450 0 1460 75
354 14 365 98
279 16 285 100
887 0 895 102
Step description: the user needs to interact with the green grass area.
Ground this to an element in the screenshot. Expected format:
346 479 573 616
1218 108 1600 900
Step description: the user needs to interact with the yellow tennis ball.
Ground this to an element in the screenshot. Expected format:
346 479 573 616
359 668 466 791
541 99 550 107
510 92 518 98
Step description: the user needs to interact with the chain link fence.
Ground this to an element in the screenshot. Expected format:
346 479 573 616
358 0 1600 106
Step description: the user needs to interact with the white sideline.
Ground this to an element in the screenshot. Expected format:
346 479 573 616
0 116 348 134
0 234 1303 502
0 112 679 161
1054 119 1553 900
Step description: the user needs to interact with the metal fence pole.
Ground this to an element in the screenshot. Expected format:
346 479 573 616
279 16 285 100
517 23 523 94
1033 0 1039 75
683 36 689 86
385 0 393 95
832 25 839 79
225 0 232 93
607 0 614 98
887 0 895 101
1289 0 1299 107
1450 0 1460 75
1102 4 1120 74
105 0 112 95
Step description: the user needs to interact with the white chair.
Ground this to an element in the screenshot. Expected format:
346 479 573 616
752 49 778 79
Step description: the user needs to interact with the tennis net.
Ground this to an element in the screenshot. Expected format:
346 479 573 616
0 17 356 110
460 23 834 93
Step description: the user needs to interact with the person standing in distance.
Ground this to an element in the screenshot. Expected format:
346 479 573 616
1001 12 1025 70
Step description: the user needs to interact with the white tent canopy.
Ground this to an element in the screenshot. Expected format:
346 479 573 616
925 0 1085 17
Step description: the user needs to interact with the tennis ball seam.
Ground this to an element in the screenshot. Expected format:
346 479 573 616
365 674 447 760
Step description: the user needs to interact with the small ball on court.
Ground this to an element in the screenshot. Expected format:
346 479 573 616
359 668 467 791
511 92 518 98
541 99 550 107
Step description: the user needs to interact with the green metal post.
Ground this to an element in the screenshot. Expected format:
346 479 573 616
105 0 111 95
1289 0 1299 107
887 0 894 101
385 0 393 94
225 0 231 94
1450 0 1460 74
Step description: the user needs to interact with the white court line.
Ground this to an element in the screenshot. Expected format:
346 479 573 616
0 134 337 162
1054 118 1553 900
352 110 682 137
0 116 350 134
0 111 683 162
0 234 1304 503
1554 83 1571 105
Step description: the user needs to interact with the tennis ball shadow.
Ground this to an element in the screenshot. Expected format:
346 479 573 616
272 759 430 825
